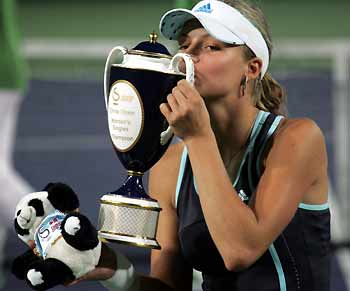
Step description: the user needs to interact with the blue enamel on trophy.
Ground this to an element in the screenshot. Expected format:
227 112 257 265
98 33 194 249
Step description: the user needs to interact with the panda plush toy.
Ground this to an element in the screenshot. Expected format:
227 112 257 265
11 182 105 290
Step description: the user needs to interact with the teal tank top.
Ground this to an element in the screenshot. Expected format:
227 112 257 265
175 111 331 291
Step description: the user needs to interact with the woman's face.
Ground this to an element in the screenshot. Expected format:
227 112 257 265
178 20 248 100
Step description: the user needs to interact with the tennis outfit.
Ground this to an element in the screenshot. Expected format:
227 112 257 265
175 110 331 291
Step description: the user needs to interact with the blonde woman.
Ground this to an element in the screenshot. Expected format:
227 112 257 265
69 1 331 290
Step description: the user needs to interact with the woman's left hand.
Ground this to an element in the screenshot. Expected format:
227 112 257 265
160 79 212 141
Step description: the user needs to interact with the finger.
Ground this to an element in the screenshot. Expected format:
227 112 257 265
159 102 172 119
64 278 82 286
171 86 188 108
82 267 116 281
166 93 179 112
28 240 35 249
177 79 201 100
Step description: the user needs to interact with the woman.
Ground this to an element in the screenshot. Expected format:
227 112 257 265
72 1 331 290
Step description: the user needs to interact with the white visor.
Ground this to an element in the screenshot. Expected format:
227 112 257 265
159 0 269 78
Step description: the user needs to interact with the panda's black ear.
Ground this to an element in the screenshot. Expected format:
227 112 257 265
43 182 55 191
28 199 45 216
45 183 80 212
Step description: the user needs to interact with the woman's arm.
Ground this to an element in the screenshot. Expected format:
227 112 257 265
69 143 192 291
160 80 328 272
149 142 193 291
185 118 328 271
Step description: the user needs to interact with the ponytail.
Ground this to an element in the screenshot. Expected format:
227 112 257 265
253 72 288 116
218 1 287 116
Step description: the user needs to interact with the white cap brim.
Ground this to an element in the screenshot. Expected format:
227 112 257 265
160 8 244 45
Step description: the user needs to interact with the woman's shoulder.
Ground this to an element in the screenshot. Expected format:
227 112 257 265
276 117 325 143
270 116 327 165
264 117 329 203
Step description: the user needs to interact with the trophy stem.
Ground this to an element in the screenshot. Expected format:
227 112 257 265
111 170 153 200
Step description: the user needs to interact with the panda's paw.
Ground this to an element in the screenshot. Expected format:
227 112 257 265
27 269 44 286
25 258 75 290
17 206 35 229
62 213 99 251
64 216 81 236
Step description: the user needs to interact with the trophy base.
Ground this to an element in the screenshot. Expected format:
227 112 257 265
98 194 161 250
98 231 161 249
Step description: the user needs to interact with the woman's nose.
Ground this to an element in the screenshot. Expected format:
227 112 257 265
190 54 200 63
182 45 200 63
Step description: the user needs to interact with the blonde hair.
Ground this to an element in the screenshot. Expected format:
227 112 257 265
220 0 287 115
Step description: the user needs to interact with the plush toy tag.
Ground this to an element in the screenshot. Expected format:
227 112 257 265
34 210 66 258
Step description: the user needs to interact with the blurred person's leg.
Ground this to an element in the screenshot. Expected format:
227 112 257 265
0 90 33 222
0 90 33 288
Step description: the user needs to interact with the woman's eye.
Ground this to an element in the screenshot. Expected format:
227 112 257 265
204 45 220 51
179 45 188 50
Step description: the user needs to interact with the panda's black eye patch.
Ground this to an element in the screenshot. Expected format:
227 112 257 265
28 199 44 216
17 210 21 216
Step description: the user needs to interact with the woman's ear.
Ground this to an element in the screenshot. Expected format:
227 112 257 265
247 57 263 80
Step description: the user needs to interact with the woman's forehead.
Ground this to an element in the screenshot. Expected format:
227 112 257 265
179 19 212 41
181 19 203 34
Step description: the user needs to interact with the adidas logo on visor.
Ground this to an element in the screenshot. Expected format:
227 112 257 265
194 3 213 13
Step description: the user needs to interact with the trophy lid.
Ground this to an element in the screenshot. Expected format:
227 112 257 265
129 32 171 59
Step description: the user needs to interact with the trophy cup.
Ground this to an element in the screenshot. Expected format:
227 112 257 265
98 33 194 249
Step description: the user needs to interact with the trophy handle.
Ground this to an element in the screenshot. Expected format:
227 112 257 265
169 53 195 85
160 53 195 145
103 46 128 110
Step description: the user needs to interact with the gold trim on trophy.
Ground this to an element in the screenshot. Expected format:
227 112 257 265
99 231 155 241
127 170 144 176
100 199 162 212
99 231 161 249
128 49 172 60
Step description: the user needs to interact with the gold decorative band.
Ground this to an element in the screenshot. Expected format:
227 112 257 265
99 230 154 240
100 199 162 212
127 170 144 176
105 238 161 250
128 49 172 60
98 231 161 249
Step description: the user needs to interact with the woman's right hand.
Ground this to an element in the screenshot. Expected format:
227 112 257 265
65 242 117 285
65 266 116 285
160 79 212 142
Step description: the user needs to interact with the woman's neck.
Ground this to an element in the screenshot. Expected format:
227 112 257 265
207 99 259 163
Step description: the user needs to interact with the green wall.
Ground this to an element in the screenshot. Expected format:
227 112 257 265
17 1 350 39
15 0 350 79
